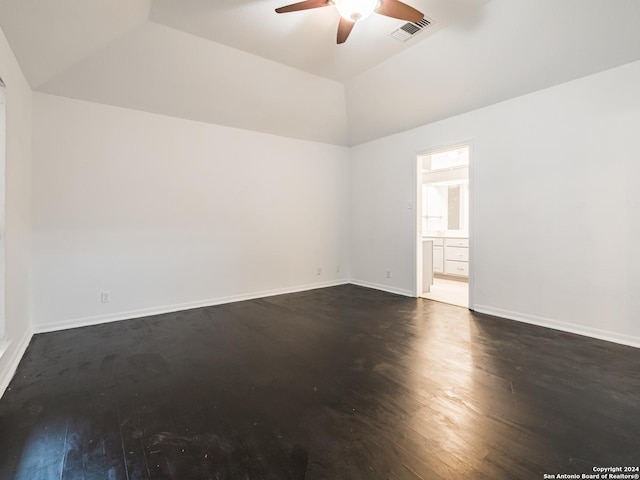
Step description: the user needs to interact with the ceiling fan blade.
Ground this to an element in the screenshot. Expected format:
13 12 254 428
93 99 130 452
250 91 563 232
337 17 356 44
275 0 330 14
375 0 424 23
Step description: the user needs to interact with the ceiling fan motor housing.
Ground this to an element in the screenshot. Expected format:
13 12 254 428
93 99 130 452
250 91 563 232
275 0 424 44
334 0 379 22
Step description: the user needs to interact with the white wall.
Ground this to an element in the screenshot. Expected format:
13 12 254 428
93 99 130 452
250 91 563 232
38 22 349 146
0 81 5 338
31 93 350 331
0 26 33 392
345 0 640 145
351 60 640 346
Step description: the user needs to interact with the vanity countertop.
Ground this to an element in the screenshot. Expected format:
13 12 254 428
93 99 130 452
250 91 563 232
422 234 468 240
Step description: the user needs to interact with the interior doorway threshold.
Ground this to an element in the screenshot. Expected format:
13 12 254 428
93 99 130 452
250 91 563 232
422 277 468 308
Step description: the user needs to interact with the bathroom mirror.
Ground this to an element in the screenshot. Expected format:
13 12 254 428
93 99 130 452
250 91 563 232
422 181 468 235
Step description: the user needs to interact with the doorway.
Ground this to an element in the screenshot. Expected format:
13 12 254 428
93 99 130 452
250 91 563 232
415 144 471 308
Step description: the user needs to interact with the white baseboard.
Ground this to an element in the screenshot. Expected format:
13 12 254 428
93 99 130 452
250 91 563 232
0 329 33 400
22 284 638 391
33 280 350 334
0 340 9 359
474 304 640 349
349 279 414 298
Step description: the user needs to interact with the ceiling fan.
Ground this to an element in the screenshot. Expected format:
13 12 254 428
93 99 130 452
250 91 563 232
275 0 424 44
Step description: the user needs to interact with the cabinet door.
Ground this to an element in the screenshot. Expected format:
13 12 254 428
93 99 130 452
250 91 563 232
433 246 444 274
422 241 433 293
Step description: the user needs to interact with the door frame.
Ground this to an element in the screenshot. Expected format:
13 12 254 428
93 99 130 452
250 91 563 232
413 140 475 309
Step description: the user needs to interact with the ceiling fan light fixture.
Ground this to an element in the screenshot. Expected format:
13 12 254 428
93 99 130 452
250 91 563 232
334 0 378 22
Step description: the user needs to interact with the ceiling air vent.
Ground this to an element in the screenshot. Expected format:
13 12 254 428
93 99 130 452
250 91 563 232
390 17 432 42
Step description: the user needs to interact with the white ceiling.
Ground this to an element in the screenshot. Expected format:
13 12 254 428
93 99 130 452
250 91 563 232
148 0 490 82
0 0 152 89
1 0 640 145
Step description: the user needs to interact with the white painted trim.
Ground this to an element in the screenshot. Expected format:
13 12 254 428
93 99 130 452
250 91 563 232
33 280 350 334
349 279 414 297
413 153 422 297
0 329 33 399
466 139 476 310
474 304 640 349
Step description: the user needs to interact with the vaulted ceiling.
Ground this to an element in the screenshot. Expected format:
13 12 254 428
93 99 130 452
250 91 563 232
1 0 640 145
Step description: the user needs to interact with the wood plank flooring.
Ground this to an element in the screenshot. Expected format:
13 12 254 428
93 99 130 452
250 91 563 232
0 284 639 479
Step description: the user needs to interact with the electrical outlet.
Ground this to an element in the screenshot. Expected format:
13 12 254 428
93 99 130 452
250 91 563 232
336 265 341 274
386 270 391 279
101 291 111 303
316 267 322 276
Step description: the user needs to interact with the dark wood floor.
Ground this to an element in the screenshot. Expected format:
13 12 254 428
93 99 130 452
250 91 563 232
1 285 639 479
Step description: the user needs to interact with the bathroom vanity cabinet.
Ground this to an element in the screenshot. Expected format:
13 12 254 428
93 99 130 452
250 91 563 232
423 237 468 278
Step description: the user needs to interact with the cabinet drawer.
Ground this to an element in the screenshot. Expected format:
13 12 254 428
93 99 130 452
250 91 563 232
445 238 468 247
445 260 469 277
425 237 444 246
445 246 469 262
